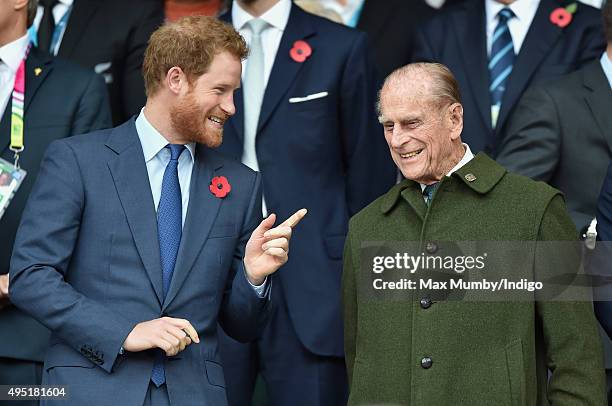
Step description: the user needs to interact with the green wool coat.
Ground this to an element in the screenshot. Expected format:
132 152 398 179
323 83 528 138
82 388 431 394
342 153 607 405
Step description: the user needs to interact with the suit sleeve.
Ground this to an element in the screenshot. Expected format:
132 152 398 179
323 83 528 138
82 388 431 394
9 140 135 374
340 32 396 216
593 161 612 339
120 1 164 120
535 194 607 405
218 171 271 342
342 225 358 388
71 72 113 134
497 85 560 182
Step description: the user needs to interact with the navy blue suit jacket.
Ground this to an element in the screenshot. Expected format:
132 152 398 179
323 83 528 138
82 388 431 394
594 161 612 340
413 0 605 154
220 4 396 357
9 119 271 405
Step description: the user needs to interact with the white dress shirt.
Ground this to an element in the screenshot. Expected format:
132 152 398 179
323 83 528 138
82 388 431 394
420 143 475 193
318 0 365 26
485 0 540 56
0 34 30 119
232 0 291 87
32 0 73 55
135 109 196 228
600 52 612 89
134 109 267 294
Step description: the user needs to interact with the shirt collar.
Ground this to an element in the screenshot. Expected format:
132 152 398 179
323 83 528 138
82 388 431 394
58 0 73 6
485 0 540 26
0 33 30 73
135 108 196 163
420 143 475 191
232 0 291 32
600 52 612 89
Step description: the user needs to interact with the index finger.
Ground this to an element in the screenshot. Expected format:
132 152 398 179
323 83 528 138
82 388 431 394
280 208 307 228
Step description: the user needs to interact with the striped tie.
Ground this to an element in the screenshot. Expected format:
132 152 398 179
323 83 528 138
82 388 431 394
489 8 515 128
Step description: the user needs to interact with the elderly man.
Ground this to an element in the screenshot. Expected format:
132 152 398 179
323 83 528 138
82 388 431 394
342 62 607 405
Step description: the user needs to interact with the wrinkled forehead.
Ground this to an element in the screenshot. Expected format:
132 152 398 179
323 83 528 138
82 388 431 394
379 86 432 120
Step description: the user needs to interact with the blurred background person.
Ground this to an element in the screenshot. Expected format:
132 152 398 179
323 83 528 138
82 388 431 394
413 0 606 155
28 0 164 125
164 0 230 21
0 0 111 402
295 0 437 84
218 0 396 405
497 0 612 236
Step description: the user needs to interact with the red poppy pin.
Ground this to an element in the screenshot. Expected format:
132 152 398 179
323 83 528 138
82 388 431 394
290 40 312 63
209 176 231 198
550 2 577 28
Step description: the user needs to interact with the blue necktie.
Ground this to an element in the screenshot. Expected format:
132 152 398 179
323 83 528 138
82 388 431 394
423 183 439 207
151 144 185 387
489 8 515 127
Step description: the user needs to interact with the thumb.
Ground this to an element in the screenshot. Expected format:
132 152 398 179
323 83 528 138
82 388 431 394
253 213 276 237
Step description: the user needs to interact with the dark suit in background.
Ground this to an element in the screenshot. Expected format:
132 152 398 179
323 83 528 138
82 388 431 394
356 0 436 79
0 46 111 402
53 0 164 124
412 0 605 154
219 4 396 405
497 60 612 232
497 57 612 399
591 159 612 403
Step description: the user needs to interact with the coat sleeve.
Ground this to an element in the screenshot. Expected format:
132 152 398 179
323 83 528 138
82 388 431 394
497 85 560 183
535 193 607 405
339 32 396 216
9 140 135 374
217 172 272 342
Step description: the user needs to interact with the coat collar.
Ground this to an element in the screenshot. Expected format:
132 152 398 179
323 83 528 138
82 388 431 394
380 153 506 215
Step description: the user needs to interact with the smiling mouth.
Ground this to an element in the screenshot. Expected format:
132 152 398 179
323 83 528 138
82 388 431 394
207 115 225 125
400 149 423 159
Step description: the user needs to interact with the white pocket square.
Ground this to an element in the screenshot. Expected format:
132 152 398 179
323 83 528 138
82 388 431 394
289 91 329 103
94 62 113 84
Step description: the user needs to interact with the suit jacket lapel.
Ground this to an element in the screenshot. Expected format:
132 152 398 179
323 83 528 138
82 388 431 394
257 4 316 132
106 120 165 305
497 0 562 132
57 0 102 59
24 48 53 114
1 48 53 153
452 1 491 134
583 61 612 154
162 146 224 311
0 98 11 154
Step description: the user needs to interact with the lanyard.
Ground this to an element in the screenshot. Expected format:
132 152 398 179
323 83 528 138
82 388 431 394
10 43 31 169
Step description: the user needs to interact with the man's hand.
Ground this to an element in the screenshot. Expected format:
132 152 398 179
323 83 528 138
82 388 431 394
123 317 200 356
0 274 9 310
244 209 308 285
